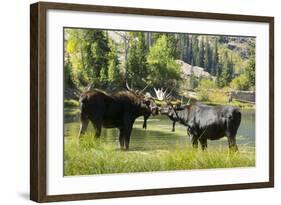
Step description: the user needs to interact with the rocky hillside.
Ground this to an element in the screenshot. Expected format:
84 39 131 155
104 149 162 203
176 60 212 78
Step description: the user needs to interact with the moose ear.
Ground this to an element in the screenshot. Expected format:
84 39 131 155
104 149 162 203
143 98 151 105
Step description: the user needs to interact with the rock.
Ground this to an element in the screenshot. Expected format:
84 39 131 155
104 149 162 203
176 60 212 78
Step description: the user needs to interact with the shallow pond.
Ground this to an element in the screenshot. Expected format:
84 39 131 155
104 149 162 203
64 109 255 150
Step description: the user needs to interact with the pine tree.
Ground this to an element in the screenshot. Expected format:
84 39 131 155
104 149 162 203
245 41 255 88
188 36 193 64
184 34 190 62
211 38 219 76
126 32 148 88
192 35 199 66
220 52 234 86
107 40 120 88
216 62 223 87
198 38 205 68
99 66 107 87
204 37 212 73
167 34 181 59
91 31 110 82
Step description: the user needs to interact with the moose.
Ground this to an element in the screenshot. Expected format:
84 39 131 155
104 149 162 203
78 83 158 150
158 89 241 151
160 102 241 151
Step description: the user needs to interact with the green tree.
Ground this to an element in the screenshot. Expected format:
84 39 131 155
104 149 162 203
126 32 148 88
187 36 193 64
245 41 255 89
220 52 234 86
64 57 75 88
167 34 181 59
183 34 190 62
90 31 110 84
99 67 107 87
65 29 110 88
204 37 212 73
147 35 181 87
107 40 121 88
211 38 219 76
152 33 181 59
216 62 223 87
66 29 92 87
198 38 205 68
191 35 199 66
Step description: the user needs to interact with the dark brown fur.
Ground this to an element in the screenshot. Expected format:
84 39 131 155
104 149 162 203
78 89 158 150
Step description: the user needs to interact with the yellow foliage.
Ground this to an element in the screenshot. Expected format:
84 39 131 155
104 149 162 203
208 91 228 103
66 40 76 53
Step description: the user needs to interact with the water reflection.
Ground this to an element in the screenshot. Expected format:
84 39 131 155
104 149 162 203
64 110 255 150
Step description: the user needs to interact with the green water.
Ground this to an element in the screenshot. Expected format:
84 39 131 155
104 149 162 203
64 110 255 150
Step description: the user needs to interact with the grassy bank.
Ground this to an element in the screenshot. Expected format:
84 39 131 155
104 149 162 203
203 100 255 109
64 134 255 176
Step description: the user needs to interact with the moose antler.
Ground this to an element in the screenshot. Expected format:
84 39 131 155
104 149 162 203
126 81 150 95
153 87 174 101
139 84 149 94
85 83 94 91
126 81 133 92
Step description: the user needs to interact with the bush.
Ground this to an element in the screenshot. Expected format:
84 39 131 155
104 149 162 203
196 79 216 101
230 74 250 90
64 99 79 107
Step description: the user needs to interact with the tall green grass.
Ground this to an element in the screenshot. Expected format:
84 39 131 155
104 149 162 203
64 134 255 176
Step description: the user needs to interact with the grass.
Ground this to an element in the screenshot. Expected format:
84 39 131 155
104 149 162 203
228 100 255 109
201 91 255 109
196 87 255 109
64 134 255 176
204 100 254 109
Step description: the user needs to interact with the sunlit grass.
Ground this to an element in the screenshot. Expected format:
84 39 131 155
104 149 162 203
64 134 255 176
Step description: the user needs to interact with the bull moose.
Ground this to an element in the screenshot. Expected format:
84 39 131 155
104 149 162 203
78 84 158 150
160 102 241 151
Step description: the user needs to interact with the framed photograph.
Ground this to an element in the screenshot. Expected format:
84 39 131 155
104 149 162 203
30 1 274 202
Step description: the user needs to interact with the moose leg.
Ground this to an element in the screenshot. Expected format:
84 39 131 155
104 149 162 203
172 121 176 132
119 128 125 150
93 123 102 138
191 136 199 149
90 118 102 138
187 130 191 143
143 118 147 129
78 118 89 138
143 114 150 129
227 135 238 152
124 125 133 150
199 138 208 151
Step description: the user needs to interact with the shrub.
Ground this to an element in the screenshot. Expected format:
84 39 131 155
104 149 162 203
196 79 216 101
64 99 79 107
230 74 250 90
